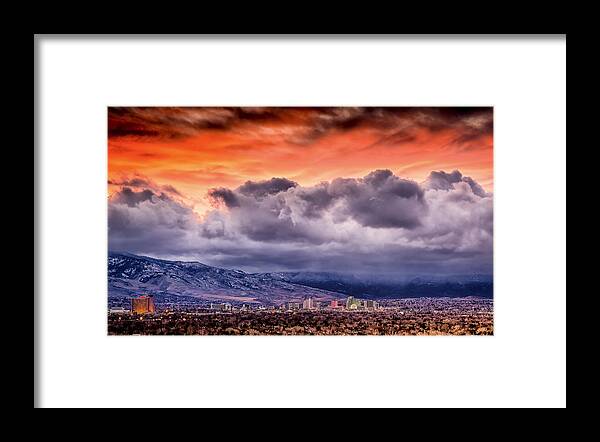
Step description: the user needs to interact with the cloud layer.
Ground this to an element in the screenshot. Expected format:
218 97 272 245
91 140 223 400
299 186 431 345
108 169 493 276
109 107 493 147
108 107 494 217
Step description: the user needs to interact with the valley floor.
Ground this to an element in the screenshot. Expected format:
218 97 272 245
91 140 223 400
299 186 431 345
108 301 493 336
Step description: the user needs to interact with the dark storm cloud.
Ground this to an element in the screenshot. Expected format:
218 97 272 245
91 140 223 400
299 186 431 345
424 170 464 191
237 177 298 198
108 187 199 251
309 169 426 229
461 176 489 198
108 169 493 275
111 187 155 207
208 169 427 237
288 107 493 145
108 123 160 138
108 107 493 145
424 170 490 197
108 107 282 139
293 183 336 219
209 188 329 244
343 170 425 228
232 206 321 243
202 241 492 275
109 107 231 139
109 177 184 202
207 187 240 208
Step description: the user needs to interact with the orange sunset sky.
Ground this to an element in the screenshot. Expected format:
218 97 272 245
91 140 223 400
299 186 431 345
108 107 493 215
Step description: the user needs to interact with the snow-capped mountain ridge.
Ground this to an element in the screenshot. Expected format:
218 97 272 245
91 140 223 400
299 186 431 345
108 252 340 305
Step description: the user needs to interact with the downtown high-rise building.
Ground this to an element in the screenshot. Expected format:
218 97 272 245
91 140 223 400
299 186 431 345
131 295 155 314
302 297 314 310
346 296 363 310
346 296 355 309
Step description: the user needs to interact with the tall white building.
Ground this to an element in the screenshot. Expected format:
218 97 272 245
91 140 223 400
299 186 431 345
302 297 314 310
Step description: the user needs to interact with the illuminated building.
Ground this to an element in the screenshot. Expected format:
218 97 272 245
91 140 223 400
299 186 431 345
343 296 378 310
287 302 301 311
131 295 155 314
364 300 379 310
302 297 314 310
330 300 339 308
346 296 363 310
211 303 232 311
346 296 355 309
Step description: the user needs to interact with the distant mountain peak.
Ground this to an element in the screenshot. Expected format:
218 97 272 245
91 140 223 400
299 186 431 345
108 252 493 304
108 252 340 305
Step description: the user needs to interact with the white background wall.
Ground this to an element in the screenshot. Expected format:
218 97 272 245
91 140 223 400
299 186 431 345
36 36 566 408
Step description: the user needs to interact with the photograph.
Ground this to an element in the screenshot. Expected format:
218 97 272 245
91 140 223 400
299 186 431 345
107 106 494 336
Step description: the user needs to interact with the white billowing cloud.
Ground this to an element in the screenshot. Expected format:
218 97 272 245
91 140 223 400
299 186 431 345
108 170 493 275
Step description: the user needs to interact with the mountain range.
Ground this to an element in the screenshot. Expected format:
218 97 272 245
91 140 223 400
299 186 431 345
108 252 340 305
108 252 493 306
